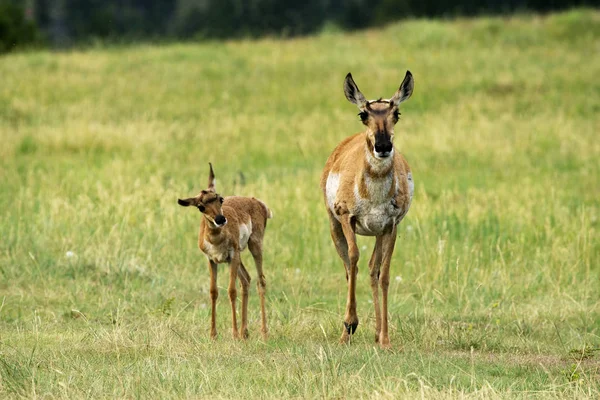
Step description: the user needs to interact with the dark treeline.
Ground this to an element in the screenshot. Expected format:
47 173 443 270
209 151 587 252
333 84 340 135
0 0 595 52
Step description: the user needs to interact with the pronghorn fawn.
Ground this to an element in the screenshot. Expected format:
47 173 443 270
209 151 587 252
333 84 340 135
178 163 272 340
320 71 414 348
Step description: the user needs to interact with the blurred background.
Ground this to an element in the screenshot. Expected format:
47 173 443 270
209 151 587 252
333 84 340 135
1 0 595 52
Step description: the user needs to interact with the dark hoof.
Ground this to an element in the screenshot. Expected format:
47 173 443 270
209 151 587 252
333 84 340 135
344 321 358 335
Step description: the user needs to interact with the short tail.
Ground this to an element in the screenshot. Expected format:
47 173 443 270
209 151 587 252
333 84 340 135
256 198 273 219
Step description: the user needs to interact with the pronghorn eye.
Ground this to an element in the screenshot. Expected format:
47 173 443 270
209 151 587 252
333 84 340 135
358 111 368 122
197 205 205 212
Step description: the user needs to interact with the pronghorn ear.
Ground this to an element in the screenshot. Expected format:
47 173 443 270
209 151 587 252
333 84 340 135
207 162 216 192
344 73 367 108
390 70 414 107
178 198 193 207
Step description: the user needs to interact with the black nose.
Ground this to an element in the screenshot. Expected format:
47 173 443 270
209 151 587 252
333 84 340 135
374 142 393 154
214 215 226 225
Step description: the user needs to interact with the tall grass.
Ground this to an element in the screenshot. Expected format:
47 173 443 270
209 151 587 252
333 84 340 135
0 8 599 399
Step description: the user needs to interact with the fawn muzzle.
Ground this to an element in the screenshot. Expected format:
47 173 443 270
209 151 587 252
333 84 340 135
214 214 227 226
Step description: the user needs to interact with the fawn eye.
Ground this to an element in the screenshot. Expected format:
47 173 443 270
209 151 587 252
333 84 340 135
219 197 224 204
197 204 205 212
358 111 368 122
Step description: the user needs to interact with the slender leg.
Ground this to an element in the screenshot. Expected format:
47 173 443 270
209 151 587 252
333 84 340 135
369 236 383 343
335 203 359 344
248 239 268 340
328 210 350 280
238 261 251 339
379 225 397 348
208 260 218 339
228 254 240 339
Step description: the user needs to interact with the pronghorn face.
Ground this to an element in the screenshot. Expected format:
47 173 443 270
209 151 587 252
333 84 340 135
178 163 227 228
344 71 414 160
360 101 398 159
178 190 226 227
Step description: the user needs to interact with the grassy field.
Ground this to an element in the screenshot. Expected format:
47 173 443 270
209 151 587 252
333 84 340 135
1 8 599 399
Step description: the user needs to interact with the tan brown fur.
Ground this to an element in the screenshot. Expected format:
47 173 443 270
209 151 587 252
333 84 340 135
178 164 271 340
320 71 415 348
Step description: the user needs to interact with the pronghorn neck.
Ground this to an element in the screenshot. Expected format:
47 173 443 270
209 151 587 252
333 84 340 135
363 138 394 178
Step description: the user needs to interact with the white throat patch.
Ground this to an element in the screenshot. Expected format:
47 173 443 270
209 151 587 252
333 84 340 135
365 147 393 175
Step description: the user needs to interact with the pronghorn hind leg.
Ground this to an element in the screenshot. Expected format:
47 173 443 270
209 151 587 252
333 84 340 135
378 225 398 349
248 238 268 340
335 203 360 343
369 236 383 343
327 210 350 280
238 261 251 339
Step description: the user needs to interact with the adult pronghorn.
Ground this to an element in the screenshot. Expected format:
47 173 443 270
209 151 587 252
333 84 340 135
178 164 272 340
320 71 414 348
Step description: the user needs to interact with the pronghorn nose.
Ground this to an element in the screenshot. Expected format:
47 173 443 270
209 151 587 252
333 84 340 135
374 141 393 155
214 215 227 226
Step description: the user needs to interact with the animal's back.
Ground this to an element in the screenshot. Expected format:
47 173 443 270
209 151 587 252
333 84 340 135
223 196 271 245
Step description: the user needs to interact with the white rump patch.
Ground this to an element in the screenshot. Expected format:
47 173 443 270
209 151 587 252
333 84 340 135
325 173 340 214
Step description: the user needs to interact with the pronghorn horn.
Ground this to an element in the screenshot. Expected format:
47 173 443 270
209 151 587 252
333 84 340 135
208 163 215 191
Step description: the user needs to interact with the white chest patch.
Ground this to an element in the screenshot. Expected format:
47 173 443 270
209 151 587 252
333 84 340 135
353 174 400 236
202 240 233 264
238 221 253 251
325 173 340 215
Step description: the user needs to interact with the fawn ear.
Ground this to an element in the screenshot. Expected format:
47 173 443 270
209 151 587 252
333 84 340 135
178 198 192 207
344 73 367 109
390 70 414 107
207 162 216 192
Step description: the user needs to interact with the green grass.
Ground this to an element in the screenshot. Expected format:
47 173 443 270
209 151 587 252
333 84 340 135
1 8 599 399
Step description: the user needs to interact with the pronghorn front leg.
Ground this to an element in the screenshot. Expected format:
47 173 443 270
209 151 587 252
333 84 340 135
328 210 350 281
208 260 218 339
378 225 398 348
228 254 240 339
335 201 359 343
369 236 383 343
